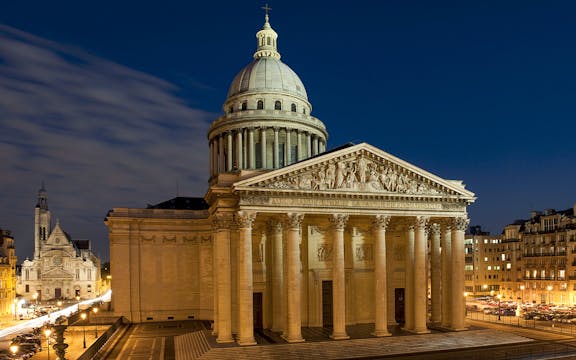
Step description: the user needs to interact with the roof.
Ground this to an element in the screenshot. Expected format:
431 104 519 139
73 240 90 250
147 197 209 210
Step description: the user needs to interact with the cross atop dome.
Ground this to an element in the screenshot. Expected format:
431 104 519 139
254 4 280 60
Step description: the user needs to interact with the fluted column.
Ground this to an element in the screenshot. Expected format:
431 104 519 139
236 211 257 345
296 131 302 162
440 221 452 328
329 214 349 340
273 127 279 169
212 222 219 335
311 135 318 156
269 220 284 332
226 132 233 171
404 223 415 331
413 216 430 334
285 129 292 165
261 127 267 168
236 131 243 171
242 129 248 169
248 128 255 169
283 213 304 343
372 215 392 336
430 223 442 323
213 214 234 343
450 216 469 330
209 140 214 176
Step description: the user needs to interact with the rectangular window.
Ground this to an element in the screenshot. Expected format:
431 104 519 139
25 284 29 293
75 269 80 280
506 263 511 269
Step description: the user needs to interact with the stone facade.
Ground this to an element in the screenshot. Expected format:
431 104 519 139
0 229 17 316
105 12 476 344
17 185 101 301
464 227 503 296
499 205 576 305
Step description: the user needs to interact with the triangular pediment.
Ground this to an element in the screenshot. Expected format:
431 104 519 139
42 267 74 280
234 143 475 200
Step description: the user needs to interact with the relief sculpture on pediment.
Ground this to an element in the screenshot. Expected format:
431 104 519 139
263 154 445 195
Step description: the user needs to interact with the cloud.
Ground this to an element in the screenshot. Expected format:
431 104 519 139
0 25 214 261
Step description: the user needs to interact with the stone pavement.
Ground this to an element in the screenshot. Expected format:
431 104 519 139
171 323 534 360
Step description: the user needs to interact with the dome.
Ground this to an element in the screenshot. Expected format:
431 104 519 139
227 57 308 101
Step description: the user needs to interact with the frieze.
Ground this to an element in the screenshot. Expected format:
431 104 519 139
162 235 177 243
258 154 448 196
141 235 155 243
268 197 446 209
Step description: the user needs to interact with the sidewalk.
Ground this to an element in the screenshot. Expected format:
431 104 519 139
29 325 105 360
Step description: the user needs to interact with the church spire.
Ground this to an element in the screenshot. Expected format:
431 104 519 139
254 4 281 60
36 182 48 210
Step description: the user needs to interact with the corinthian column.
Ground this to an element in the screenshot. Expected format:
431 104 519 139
283 213 305 343
372 215 391 337
440 221 452 328
273 127 279 169
261 128 267 168
212 214 234 343
451 216 469 330
236 211 257 345
413 216 430 334
404 223 415 331
248 128 255 169
430 223 442 324
329 214 349 340
269 220 284 332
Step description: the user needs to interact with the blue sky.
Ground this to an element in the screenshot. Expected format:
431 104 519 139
1 1 575 262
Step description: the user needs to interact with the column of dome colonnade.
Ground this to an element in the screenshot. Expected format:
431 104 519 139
208 129 327 176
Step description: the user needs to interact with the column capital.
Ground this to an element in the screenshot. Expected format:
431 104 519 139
451 216 469 232
266 219 283 232
414 216 429 229
372 214 391 230
429 223 441 236
329 214 349 231
235 211 256 229
285 213 304 229
212 213 233 230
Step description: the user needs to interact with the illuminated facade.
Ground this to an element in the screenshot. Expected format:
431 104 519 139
106 12 476 344
464 227 502 296
499 205 576 305
17 185 101 301
0 229 17 316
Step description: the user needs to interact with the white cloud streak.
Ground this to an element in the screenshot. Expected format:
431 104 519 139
0 25 214 260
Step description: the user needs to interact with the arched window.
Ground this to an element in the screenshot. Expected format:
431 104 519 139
241 101 247 111
274 101 281 110
303 108 307 114
229 106 234 113
257 100 264 109
267 37 271 45
291 103 297 112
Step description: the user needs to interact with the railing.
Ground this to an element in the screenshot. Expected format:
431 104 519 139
77 316 128 360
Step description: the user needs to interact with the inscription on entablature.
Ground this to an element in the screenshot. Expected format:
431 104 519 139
141 235 155 243
267 197 445 210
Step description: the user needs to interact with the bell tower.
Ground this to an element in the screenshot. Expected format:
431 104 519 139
34 182 51 259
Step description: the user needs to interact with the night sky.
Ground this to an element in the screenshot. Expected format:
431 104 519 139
1 1 575 262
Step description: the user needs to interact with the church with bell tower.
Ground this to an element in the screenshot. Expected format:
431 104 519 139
106 8 475 345
17 184 101 302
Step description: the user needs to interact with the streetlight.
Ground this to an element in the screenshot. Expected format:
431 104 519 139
518 285 526 317
57 300 62 310
81 312 87 348
497 294 502 321
93 307 99 338
547 285 553 305
483 284 488 295
44 328 52 360
10 344 18 358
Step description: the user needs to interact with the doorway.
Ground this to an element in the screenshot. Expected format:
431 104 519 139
55 288 62 299
253 292 263 329
322 280 333 327
395 288 405 324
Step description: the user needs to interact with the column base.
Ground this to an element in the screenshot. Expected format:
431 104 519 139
237 338 257 346
329 333 350 340
282 334 305 343
371 330 392 337
216 336 235 344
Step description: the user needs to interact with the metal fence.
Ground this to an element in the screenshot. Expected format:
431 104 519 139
77 317 127 360
467 309 576 336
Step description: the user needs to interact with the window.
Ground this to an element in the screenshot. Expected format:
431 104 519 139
25 284 29 293
291 103 296 112
257 100 264 109
274 101 281 110
506 263 512 269
241 101 247 111
229 106 234 113
484 257 488 262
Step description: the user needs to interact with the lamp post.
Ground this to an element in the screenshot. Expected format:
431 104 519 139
497 294 502 321
518 285 526 317
44 328 52 360
57 300 62 310
93 307 99 338
547 285 553 305
81 312 87 348
483 284 488 295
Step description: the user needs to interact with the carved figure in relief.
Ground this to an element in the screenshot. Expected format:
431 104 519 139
358 156 367 184
326 163 336 188
317 244 332 261
345 163 357 189
335 162 346 188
